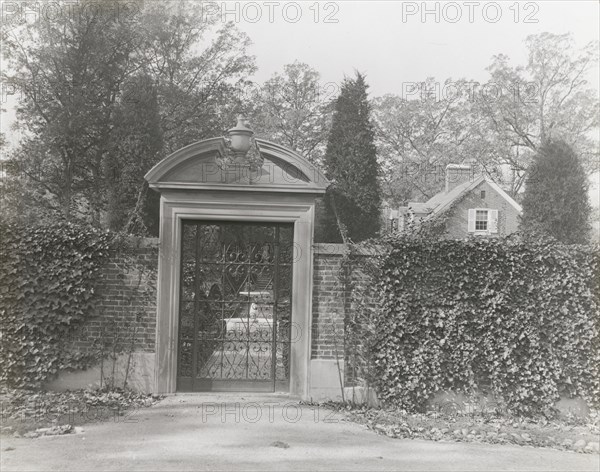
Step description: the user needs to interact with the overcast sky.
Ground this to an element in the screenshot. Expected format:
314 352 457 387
237 0 600 94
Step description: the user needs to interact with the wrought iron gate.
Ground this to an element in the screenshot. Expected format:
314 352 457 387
177 221 293 392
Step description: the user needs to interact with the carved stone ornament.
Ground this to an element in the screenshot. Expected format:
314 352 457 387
220 116 264 173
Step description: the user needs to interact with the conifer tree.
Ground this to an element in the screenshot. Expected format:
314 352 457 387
520 140 591 244
323 72 381 242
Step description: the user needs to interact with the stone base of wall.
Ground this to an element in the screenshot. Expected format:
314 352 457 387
45 352 155 393
344 386 380 407
309 359 344 401
554 397 591 419
429 390 591 419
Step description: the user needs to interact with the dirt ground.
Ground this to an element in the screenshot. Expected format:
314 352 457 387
1 393 599 471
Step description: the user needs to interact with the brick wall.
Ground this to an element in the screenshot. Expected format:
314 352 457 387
311 243 379 384
67 238 158 355
68 239 375 383
311 244 348 360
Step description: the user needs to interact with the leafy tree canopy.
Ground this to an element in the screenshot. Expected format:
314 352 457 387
1 0 255 230
249 61 333 166
374 33 599 205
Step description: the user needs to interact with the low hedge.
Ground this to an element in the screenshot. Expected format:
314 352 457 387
373 235 599 416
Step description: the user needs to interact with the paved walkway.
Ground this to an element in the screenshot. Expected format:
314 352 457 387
1 394 598 471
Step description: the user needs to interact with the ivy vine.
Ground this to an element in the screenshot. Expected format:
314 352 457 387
0 221 114 389
372 233 599 416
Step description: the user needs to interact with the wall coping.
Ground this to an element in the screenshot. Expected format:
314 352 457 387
120 236 159 248
313 243 384 257
313 243 348 255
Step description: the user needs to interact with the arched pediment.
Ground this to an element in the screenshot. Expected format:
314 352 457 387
144 137 329 194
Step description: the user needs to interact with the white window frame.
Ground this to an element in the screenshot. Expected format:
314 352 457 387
475 209 489 231
468 208 498 235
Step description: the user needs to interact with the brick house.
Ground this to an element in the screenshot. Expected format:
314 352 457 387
389 164 522 238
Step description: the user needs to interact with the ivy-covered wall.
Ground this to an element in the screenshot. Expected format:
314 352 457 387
68 239 158 355
3 220 596 415
47 237 158 391
311 237 599 416
0 222 113 389
0 220 158 390
373 236 600 415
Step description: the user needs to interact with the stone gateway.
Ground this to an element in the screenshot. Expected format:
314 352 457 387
144 118 331 398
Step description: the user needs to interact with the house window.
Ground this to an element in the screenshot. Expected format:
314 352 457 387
480 190 486 199
475 210 488 231
468 208 498 234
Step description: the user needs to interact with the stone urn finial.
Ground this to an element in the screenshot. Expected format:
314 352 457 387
227 115 254 159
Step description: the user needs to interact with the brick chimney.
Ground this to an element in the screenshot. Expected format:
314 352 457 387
445 164 475 193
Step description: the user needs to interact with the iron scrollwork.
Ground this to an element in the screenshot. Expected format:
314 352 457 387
177 222 292 391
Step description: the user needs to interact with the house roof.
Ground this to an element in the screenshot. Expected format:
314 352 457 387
406 176 522 220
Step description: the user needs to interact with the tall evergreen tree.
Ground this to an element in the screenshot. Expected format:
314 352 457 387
520 140 591 244
323 72 381 242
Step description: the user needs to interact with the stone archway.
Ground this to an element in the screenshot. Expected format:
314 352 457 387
144 120 329 397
